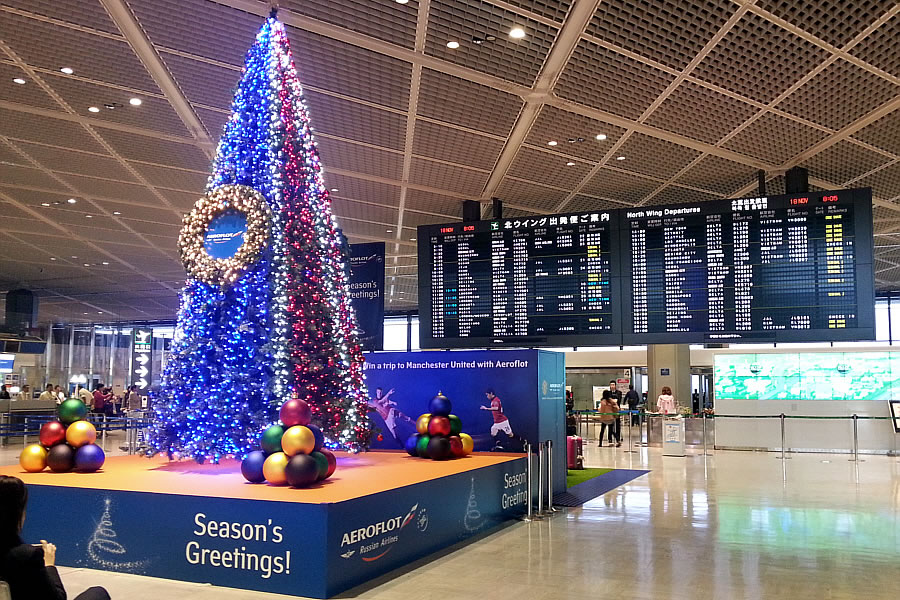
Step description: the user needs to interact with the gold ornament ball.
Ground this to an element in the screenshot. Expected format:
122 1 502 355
416 413 431 435
66 420 97 448
263 452 289 485
281 426 316 457
20 444 48 473
459 433 474 455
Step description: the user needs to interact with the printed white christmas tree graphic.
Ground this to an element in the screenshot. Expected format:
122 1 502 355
85 498 148 572
463 477 484 532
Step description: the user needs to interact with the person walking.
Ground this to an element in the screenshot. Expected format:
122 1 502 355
598 390 621 447
625 384 641 426
657 386 677 415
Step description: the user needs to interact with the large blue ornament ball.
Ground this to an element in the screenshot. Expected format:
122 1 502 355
427 436 451 460
241 450 267 483
429 393 452 417
405 434 420 456
74 444 105 473
285 454 319 488
307 424 325 453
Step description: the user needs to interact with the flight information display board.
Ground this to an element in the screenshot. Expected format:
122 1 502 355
417 211 623 348
622 188 874 344
417 188 874 349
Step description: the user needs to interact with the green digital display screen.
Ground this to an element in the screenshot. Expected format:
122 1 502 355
714 352 900 400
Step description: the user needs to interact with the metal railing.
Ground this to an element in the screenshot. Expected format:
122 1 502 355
0 411 153 453
572 410 895 460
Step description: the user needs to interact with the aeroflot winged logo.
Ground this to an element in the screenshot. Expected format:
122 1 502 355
203 212 248 260
340 504 421 562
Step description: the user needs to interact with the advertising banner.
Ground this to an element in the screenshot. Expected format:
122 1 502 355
21 458 526 599
363 349 566 492
348 242 385 351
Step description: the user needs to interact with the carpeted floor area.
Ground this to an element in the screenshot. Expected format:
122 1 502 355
566 467 612 488
555 468 650 507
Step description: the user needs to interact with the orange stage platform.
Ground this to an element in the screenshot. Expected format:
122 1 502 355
0 451 522 504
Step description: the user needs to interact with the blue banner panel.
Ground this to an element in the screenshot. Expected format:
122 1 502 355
364 350 538 453
349 242 386 351
23 487 329 598
324 458 528 596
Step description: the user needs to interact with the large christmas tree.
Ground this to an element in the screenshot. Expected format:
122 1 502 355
149 13 371 462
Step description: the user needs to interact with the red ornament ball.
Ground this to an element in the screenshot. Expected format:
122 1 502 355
320 448 337 479
280 399 311 427
428 416 451 437
39 421 67 447
449 435 465 457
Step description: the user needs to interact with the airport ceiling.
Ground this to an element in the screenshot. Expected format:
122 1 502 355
2 0 900 324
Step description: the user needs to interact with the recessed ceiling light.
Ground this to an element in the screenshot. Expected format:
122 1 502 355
83 312 89 315
509 27 526 39
102 261 109 265
88 106 100 113
50 257 57 261
104 102 122 110
547 140 558 146
67 198 77 204
112 211 121 215
330 188 338 192
566 161 576 166
596 133 608 141
84 214 93 218
616 156 626 161
446 41 460 49
41 202 50 207
129 97 142 106
410 238 417 241
98 312 103 314
386 229 393 233
60 67 74 75
395 0 409 4
71 255 78 259
83 263 90 267
12 78 26 85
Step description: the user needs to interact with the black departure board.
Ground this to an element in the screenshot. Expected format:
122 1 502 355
622 188 874 344
417 211 623 348
417 188 874 349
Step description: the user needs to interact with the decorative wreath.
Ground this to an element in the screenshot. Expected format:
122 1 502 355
178 184 272 286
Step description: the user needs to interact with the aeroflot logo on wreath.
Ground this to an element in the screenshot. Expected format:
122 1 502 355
339 504 421 562
204 212 248 259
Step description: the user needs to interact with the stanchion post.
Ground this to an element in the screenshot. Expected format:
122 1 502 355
537 441 545 515
547 440 558 513
101 414 108 452
850 414 859 462
702 412 708 456
625 410 637 453
779 413 791 460
521 442 533 522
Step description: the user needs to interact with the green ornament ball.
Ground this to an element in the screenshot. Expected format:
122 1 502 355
416 434 431 458
448 414 462 437
309 451 329 480
261 425 285 455
58 399 87 425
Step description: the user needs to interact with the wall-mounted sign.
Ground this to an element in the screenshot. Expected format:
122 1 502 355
131 328 153 392
0 353 14 374
660 368 670 376
348 242 385 351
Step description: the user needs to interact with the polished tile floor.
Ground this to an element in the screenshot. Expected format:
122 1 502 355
2 431 898 599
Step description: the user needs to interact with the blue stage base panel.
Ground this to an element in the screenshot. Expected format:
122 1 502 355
22 458 527 599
